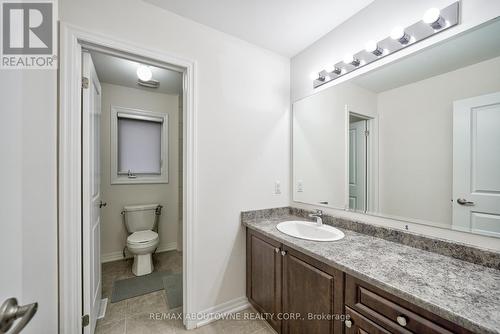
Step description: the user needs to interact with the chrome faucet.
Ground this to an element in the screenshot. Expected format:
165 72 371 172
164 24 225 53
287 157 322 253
309 209 323 225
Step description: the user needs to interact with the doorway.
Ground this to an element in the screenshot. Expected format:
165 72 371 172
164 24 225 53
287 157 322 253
59 25 196 333
348 113 370 213
81 48 185 333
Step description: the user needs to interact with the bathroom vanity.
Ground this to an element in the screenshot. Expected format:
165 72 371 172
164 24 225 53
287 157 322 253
243 208 500 334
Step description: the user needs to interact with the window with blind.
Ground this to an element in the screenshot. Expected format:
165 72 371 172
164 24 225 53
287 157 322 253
111 106 168 184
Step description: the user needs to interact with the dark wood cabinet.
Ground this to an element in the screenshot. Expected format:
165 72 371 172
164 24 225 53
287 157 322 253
345 275 473 334
246 228 474 334
246 229 343 333
246 229 282 332
345 307 392 334
282 246 344 334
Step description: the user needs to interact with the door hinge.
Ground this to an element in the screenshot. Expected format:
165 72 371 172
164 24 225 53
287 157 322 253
82 77 89 89
82 314 89 327
365 130 370 136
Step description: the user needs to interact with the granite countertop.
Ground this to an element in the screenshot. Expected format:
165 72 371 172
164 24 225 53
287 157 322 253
243 214 500 334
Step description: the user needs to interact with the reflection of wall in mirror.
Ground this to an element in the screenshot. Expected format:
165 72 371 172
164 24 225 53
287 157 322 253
377 55 500 226
293 82 376 209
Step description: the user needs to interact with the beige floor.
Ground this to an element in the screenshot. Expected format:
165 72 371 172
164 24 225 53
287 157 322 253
97 251 274 334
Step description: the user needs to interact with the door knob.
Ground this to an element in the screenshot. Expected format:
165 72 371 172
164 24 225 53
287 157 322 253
345 319 353 328
99 201 107 208
0 298 38 333
457 198 474 206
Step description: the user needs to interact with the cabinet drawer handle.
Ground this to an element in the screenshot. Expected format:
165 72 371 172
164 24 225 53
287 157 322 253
397 315 408 326
345 319 353 328
274 247 280 253
280 250 287 256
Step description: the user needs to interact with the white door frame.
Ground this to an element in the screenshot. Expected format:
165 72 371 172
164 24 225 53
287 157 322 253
344 106 378 214
58 23 198 332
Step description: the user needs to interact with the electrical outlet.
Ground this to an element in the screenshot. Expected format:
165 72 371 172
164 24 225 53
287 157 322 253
274 181 281 195
297 180 304 192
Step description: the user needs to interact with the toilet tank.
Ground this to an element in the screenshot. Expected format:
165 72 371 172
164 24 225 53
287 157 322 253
122 204 160 233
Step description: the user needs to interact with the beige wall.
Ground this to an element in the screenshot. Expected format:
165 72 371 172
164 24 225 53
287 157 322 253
100 83 180 260
377 56 500 226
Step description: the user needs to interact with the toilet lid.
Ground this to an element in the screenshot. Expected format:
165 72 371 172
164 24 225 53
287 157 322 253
127 230 158 244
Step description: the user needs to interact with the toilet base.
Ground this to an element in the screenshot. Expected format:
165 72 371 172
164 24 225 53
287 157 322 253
132 254 154 276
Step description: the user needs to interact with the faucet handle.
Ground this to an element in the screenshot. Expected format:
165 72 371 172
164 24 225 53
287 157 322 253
309 209 323 217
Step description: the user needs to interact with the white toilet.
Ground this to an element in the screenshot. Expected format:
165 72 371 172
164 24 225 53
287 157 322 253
122 204 162 276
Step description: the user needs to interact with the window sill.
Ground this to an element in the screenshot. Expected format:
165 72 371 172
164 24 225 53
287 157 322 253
111 175 169 185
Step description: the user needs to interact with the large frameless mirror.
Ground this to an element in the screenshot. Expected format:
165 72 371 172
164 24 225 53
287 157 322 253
292 18 500 238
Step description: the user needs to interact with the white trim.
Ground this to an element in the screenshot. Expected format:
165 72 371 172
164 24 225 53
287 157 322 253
110 105 169 184
344 107 378 214
194 297 250 328
58 22 198 332
100 242 178 263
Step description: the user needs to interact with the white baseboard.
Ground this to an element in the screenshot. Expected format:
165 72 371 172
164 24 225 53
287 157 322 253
194 296 250 328
100 241 178 263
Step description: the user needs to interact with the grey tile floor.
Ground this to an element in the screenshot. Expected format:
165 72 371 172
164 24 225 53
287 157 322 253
97 251 274 334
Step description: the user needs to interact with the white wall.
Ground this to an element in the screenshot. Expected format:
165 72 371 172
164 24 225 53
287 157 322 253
377 56 500 226
293 82 376 209
0 70 59 333
100 83 180 261
291 0 500 101
60 0 290 318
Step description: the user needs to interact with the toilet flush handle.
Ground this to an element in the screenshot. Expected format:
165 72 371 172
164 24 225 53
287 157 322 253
99 201 107 208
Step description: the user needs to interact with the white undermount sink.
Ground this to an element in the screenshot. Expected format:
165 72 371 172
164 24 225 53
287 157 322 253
276 220 345 242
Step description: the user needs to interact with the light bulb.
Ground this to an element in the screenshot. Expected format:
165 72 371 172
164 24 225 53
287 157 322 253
390 26 410 45
343 54 360 67
137 65 152 81
309 71 319 80
423 8 444 29
365 40 383 56
324 64 335 73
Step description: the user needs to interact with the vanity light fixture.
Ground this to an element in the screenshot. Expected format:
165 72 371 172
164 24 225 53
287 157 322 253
423 8 445 29
390 26 411 45
311 1 459 88
332 67 342 75
365 40 383 56
309 71 325 81
136 65 153 82
343 54 360 67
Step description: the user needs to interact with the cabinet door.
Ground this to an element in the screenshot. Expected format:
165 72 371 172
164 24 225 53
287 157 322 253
246 229 282 332
282 246 344 334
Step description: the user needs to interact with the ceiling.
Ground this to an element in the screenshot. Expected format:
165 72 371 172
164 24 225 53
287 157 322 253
143 0 375 57
89 51 183 95
353 18 500 93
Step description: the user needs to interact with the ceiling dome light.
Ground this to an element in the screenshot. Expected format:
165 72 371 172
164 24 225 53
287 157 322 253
136 65 152 82
390 26 410 45
423 8 445 29
365 40 383 56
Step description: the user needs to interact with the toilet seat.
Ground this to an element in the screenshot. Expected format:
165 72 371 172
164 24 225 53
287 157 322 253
127 230 158 246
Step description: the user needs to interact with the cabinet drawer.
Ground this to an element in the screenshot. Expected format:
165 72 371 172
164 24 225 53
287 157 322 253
345 275 471 334
345 306 391 334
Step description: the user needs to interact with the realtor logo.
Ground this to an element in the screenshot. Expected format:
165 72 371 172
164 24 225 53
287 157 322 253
1 0 57 69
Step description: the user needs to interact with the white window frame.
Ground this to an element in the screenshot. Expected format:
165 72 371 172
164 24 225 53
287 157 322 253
110 105 169 184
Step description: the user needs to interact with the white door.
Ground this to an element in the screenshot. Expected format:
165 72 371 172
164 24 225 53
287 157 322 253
82 52 102 334
453 92 500 237
349 120 367 211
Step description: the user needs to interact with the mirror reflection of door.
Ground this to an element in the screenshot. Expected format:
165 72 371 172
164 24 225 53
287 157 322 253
349 114 367 212
453 92 500 237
